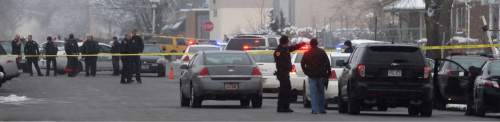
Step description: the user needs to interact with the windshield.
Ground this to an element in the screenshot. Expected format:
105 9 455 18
363 46 424 65
0 44 6 55
144 45 162 53
489 61 500 76
294 54 303 63
252 54 274 63
188 46 220 53
226 38 266 50
331 57 349 68
205 53 252 65
0 42 12 54
449 57 488 71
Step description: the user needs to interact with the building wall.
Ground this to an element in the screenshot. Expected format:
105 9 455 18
209 0 272 40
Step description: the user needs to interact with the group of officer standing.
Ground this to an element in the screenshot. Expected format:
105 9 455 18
10 30 144 84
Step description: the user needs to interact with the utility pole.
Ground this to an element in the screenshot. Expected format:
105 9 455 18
150 0 160 34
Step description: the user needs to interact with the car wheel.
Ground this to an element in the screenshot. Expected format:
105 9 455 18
408 105 419 116
180 82 190 107
348 99 361 115
303 82 311 108
158 68 166 77
190 86 202 108
465 100 475 116
420 101 433 117
433 92 447 110
240 99 250 107
251 94 263 108
290 90 298 103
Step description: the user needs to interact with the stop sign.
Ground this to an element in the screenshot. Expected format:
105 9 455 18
203 21 214 32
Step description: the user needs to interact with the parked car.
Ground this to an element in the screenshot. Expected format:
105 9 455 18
179 51 263 108
0 44 20 88
303 52 350 108
226 34 279 51
433 55 489 110
248 50 279 93
140 44 168 77
337 44 433 117
465 59 500 116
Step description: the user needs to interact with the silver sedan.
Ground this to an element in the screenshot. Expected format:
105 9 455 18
179 51 263 108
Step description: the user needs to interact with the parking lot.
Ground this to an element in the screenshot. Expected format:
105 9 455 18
0 73 498 121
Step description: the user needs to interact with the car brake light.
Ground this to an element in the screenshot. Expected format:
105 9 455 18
424 66 431 79
357 64 366 77
243 45 250 50
300 45 310 50
290 64 297 73
330 70 337 80
252 67 262 76
484 80 500 88
199 67 209 77
182 56 190 62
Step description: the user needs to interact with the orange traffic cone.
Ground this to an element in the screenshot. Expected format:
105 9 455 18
168 65 175 80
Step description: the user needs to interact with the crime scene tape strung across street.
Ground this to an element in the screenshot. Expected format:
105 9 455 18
5 43 500 58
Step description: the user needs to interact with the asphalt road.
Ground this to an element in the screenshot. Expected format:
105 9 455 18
0 73 499 121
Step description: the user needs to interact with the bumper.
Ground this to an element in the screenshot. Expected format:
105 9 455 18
290 75 306 91
325 80 339 100
351 82 433 101
194 77 263 100
262 76 279 93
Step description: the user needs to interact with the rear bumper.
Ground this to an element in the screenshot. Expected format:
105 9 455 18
262 76 279 93
351 82 433 101
194 77 263 100
290 75 306 91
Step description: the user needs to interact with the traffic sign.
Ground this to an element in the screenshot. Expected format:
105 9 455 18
203 21 214 32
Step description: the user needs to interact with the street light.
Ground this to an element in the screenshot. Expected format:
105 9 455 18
150 0 160 34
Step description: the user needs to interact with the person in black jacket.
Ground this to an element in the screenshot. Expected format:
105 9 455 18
343 40 354 53
24 35 43 76
128 30 144 84
65 34 80 77
11 35 23 69
300 38 331 114
44 36 59 76
111 36 121 76
273 35 306 113
81 35 100 77
120 34 132 84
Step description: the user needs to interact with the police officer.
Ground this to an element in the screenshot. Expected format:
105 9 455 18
120 34 132 84
274 35 306 113
129 30 144 84
24 35 43 76
44 36 59 76
111 36 121 76
65 34 80 77
81 35 100 77
343 40 354 53
11 35 23 69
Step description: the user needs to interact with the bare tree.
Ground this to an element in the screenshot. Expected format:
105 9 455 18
425 0 454 59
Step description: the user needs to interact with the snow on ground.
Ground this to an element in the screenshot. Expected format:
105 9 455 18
0 94 43 105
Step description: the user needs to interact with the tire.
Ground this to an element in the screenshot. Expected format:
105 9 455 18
240 99 250 107
251 94 263 108
290 90 298 103
465 101 475 116
408 105 419 116
474 96 486 117
338 99 348 113
180 82 190 107
348 99 361 115
158 68 166 77
303 82 311 108
420 101 433 117
190 86 202 108
433 92 447 110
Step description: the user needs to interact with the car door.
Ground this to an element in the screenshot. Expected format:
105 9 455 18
181 54 199 95
433 59 470 102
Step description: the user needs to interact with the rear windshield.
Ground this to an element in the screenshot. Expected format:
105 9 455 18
363 46 424 64
294 54 303 63
489 61 500 76
205 53 253 65
331 57 349 68
448 57 488 70
252 54 274 63
144 45 162 53
0 45 6 55
226 38 265 50
188 47 220 53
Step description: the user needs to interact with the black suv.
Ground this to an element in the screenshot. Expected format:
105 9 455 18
338 44 433 117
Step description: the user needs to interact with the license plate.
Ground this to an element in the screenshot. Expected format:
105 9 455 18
388 70 402 77
225 83 239 90
142 65 150 69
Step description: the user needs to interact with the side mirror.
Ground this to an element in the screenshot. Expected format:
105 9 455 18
180 64 189 70
336 60 347 67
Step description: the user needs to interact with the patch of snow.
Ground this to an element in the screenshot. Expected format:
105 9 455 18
0 94 45 105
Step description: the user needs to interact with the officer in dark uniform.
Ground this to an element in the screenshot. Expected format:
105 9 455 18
65 34 80 77
81 35 100 77
24 35 43 76
120 34 132 84
111 36 121 76
44 36 59 76
11 35 23 69
129 30 144 84
343 40 354 53
274 35 305 113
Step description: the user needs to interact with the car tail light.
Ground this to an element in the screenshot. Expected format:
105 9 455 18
182 56 190 62
424 66 431 79
357 64 366 78
300 44 310 50
290 64 297 74
243 45 250 50
484 80 500 88
330 70 337 80
252 67 262 76
188 40 196 45
199 67 209 77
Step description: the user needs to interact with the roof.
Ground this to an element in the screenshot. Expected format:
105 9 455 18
357 43 419 48
202 50 246 54
188 45 220 48
384 0 425 11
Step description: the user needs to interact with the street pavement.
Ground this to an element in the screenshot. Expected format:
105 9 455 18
0 73 499 121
